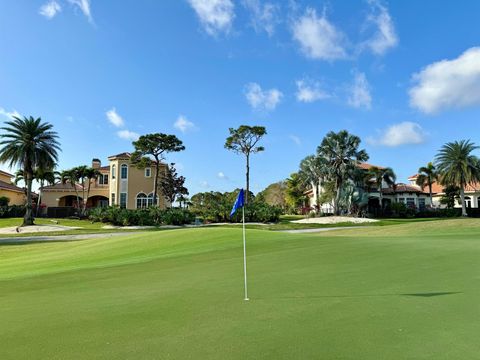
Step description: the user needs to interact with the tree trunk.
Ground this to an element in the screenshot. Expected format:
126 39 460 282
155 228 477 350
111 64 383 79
315 182 320 214
429 183 433 208
23 171 34 226
245 153 250 205
460 187 467 216
153 158 160 207
36 180 43 217
84 180 92 216
379 190 383 215
334 179 342 215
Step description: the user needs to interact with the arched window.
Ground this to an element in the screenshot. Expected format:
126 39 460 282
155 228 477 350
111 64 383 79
147 193 157 207
111 164 116 179
136 193 148 209
121 164 128 179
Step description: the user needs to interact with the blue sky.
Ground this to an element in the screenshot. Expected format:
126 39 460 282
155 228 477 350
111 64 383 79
1 0 480 195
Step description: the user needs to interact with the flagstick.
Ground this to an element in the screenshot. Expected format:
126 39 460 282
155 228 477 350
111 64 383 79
242 205 249 301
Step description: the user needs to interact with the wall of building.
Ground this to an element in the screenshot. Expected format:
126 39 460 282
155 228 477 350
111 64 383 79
109 159 169 210
0 189 25 206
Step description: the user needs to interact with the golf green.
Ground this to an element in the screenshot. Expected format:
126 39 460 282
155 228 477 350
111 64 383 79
1 219 480 359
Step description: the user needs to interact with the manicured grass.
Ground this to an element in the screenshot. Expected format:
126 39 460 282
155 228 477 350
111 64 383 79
1 219 480 358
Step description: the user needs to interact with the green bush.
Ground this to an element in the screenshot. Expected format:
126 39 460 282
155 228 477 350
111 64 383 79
0 196 10 207
89 206 194 226
0 205 26 218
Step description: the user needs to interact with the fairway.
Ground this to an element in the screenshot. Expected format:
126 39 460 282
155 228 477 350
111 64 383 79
1 219 480 359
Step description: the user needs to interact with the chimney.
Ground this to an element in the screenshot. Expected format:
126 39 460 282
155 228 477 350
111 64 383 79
92 158 101 169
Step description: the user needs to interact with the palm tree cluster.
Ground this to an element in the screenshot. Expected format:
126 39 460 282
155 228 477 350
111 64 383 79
298 130 370 215
57 165 102 216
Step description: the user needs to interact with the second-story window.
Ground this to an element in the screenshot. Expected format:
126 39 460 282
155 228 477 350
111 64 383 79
111 165 116 179
121 164 128 179
99 174 109 185
145 168 151 177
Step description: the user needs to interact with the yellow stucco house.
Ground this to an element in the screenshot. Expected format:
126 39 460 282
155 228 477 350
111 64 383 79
41 152 169 212
0 169 26 206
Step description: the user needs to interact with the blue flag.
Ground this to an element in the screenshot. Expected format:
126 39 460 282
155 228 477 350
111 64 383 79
230 189 245 217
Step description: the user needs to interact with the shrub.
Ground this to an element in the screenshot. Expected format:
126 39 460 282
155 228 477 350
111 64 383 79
89 206 195 226
0 196 10 207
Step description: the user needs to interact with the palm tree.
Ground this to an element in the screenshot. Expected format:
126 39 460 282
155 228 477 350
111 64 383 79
368 166 396 212
34 167 56 216
416 162 438 207
317 130 369 215
0 116 60 226
435 140 480 216
83 167 101 215
58 169 82 211
298 155 328 213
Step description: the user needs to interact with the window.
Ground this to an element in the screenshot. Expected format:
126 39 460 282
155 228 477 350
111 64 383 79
406 198 415 208
111 165 116 179
111 193 115 205
465 196 472 208
121 164 128 179
136 193 148 209
136 192 157 208
145 168 151 178
418 198 426 210
120 193 127 209
99 174 109 185
148 193 157 207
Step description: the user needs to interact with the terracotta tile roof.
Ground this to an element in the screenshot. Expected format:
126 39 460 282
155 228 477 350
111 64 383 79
0 169 14 178
430 181 480 194
408 174 419 180
41 183 84 191
383 183 428 194
357 162 385 170
0 180 24 193
108 152 131 160
99 165 110 171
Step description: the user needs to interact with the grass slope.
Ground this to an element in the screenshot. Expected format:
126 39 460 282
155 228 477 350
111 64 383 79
1 219 480 359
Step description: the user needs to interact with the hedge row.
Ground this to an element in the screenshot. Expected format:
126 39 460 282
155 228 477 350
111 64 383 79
89 207 195 226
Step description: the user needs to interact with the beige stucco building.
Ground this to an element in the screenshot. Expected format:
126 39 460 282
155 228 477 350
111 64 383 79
41 152 169 211
0 170 26 206
407 174 480 209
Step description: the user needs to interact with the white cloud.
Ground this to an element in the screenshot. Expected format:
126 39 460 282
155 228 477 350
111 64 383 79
68 0 93 23
217 171 228 179
0 108 21 120
363 0 398 55
174 115 195 133
106 108 125 128
188 0 234 36
243 0 279 36
409 47 480 114
200 180 210 188
347 72 372 109
117 130 140 141
39 0 61 19
367 121 426 147
292 8 347 61
295 79 330 103
245 82 283 111
289 135 301 146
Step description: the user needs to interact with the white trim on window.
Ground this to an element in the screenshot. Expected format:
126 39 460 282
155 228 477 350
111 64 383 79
121 164 128 179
